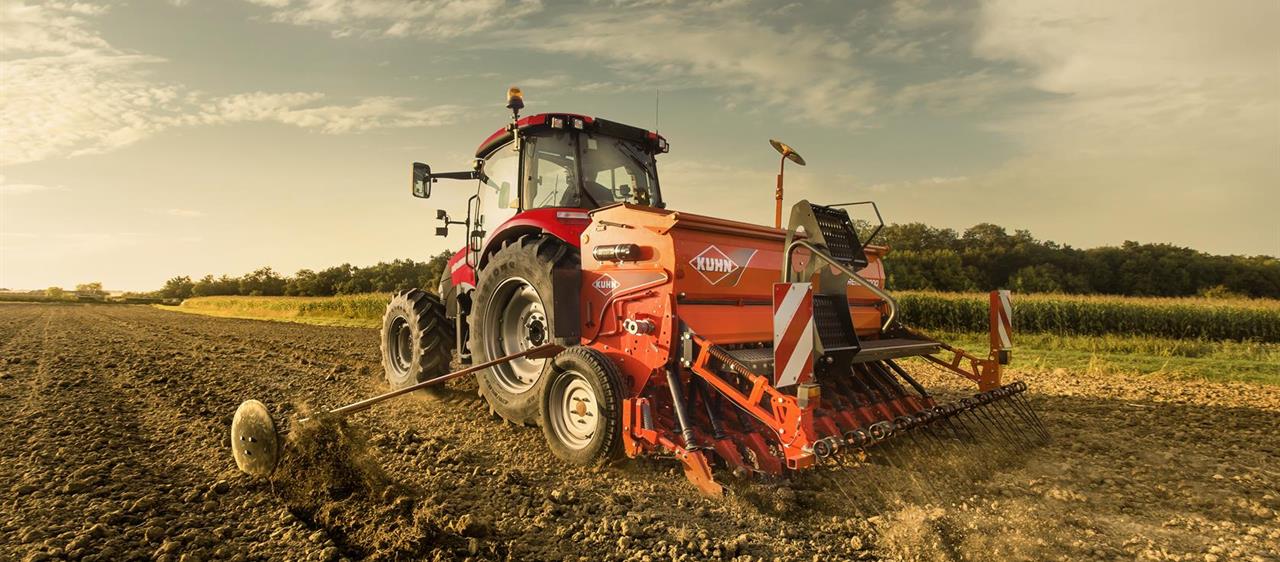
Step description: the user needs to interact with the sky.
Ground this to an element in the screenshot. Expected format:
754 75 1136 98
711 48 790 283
1 0 1277 291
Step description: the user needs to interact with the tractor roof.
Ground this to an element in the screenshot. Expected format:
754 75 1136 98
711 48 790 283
475 113 668 158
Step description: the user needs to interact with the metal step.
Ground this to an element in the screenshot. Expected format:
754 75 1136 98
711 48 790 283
720 337 942 375
850 338 942 363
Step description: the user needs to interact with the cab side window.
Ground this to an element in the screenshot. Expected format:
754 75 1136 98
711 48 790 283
477 143 520 244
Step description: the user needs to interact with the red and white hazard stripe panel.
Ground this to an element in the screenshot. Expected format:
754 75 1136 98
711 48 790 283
989 289 1013 350
773 283 815 387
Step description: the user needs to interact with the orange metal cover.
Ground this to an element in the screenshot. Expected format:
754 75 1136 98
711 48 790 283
580 204 887 346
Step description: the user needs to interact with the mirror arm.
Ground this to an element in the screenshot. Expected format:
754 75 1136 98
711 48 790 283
433 170 480 181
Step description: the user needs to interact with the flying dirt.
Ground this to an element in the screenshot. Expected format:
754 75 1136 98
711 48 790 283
2 304 1278 561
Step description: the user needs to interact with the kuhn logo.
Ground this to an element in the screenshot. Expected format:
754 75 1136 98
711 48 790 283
689 246 740 285
593 274 620 295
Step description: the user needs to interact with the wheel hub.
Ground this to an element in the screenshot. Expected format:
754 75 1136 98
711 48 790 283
525 313 547 347
549 371 597 451
390 316 413 374
485 277 549 393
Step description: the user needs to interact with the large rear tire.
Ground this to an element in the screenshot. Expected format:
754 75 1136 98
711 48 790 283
380 289 453 397
539 346 624 465
472 235 579 425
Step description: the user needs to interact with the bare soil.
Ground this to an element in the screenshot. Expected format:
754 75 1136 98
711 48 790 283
1 304 1277 562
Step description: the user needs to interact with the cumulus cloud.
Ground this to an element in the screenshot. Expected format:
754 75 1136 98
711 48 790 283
0 2 461 165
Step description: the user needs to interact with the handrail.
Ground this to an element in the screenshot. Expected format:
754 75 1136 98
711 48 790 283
783 239 898 332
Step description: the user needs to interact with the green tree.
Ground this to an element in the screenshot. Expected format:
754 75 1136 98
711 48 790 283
240 267 286 296
161 276 195 299
45 286 66 299
75 282 107 297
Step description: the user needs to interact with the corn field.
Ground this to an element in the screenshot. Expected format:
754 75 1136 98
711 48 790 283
898 291 1280 342
173 291 1280 343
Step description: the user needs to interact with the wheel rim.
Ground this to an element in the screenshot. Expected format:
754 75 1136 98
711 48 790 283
548 370 597 450
389 316 413 374
483 277 548 393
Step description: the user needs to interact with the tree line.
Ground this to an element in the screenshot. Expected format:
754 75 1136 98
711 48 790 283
874 223 1279 298
153 224 1280 300
159 252 452 299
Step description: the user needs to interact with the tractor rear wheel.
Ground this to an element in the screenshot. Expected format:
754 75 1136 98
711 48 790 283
472 235 579 425
380 289 453 396
539 346 624 465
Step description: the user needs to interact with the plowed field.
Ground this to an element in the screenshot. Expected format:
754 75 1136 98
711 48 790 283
2 304 1277 561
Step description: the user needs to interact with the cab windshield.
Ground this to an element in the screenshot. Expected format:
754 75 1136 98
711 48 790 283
522 129 660 209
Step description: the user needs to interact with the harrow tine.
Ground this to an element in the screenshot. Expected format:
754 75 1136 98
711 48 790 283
945 403 981 444
996 385 1047 444
844 430 906 509
959 398 1017 459
892 417 952 502
944 404 1008 477
1009 382 1051 442
934 405 975 446
911 412 951 453
884 422 948 505
910 410 985 492
915 415 981 498
989 391 1039 449
975 394 1032 450
1000 387 1044 443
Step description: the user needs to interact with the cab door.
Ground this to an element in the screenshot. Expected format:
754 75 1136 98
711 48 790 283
470 142 521 264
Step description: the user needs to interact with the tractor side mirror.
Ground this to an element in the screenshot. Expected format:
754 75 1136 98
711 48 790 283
412 162 432 198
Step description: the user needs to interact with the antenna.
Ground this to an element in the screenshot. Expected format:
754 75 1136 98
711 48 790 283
655 89 660 133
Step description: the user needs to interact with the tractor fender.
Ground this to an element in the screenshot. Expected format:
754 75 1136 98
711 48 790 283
444 208 591 338
478 208 590 269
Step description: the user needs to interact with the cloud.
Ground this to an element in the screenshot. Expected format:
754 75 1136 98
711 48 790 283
194 93 465 133
889 70 1024 114
245 0 544 39
0 2 462 165
973 0 1279 158
0 175 67 195
240 0 881 125
859 0 1280 255
501 4 878 125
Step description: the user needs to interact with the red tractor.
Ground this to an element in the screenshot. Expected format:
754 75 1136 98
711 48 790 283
378 88 1045 494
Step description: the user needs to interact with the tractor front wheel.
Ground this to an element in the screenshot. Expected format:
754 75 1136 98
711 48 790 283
539 346 624 466
472 235 579 425
380 289 453 396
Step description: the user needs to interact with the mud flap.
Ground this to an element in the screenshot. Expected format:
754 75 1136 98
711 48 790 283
552 265 581 346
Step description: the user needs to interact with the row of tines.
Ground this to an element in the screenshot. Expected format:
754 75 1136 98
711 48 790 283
810 381 1050 458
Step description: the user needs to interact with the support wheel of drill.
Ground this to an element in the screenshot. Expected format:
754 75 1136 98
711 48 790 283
472 235 578 425
380 289 454 397
540 346 623 466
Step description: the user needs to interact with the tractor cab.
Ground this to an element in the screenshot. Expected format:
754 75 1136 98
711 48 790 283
413 90 668 265
478 114 665 211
